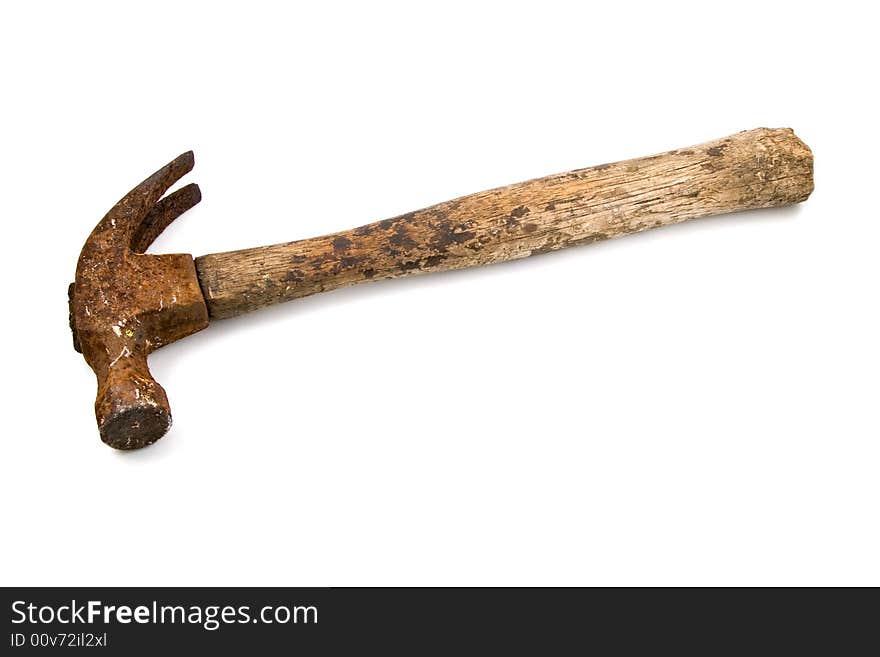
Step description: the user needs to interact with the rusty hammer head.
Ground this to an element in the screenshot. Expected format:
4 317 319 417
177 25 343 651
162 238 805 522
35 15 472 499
69 152 209 449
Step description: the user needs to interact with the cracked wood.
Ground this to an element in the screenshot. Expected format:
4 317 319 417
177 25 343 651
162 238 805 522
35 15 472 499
194 128 813 319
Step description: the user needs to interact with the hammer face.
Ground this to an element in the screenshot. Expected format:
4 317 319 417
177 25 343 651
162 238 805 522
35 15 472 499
93 350 173 450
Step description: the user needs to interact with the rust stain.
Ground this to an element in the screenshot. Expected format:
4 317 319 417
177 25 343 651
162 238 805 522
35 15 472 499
332 236 353 252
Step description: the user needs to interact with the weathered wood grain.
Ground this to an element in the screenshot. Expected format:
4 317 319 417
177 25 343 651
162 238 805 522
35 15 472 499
195 128 813 319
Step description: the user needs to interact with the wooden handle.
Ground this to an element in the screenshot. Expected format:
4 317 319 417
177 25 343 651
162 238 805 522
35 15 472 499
195 128 813 319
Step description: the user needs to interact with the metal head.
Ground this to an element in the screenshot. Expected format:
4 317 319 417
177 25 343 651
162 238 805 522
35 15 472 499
69 152 209 449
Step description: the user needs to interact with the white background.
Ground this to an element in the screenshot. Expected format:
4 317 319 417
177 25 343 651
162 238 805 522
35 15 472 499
1 1 877 586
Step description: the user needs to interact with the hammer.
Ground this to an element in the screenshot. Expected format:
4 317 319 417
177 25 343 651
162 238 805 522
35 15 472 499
69 128 813 449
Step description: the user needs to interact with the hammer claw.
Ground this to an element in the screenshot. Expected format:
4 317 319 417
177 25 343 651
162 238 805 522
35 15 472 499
131 182 202 253
133 150 195 212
